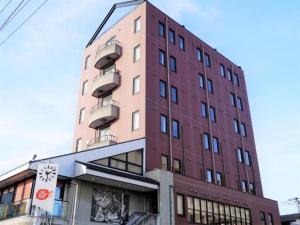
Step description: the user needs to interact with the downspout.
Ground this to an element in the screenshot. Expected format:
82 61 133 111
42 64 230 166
165 17 173 171
169 185 175 225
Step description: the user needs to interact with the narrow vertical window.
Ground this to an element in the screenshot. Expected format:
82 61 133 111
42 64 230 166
82 80 88 96
201 102 207 118
241 180 247 192
160 114 168 133
134 45 141 62
134 17 141 33
216 172 222 185
196 48 202 61
220 64 225 77
174 159 181 173
237 97 243 111
171 86 178 103
158 21 165 37
234 119 240 133
161 155 168 170
204 53 211 67
132 110 140 131
230 93 236 106
133 76 140 95
172 119 180 138
159 49 166 66
227 69 232 81
84 55 91 70
177 194 184 216
170 56 177 72
179 36 185 50
267 213 274 225
187 197 194 222
249 183 256 194
236 148 243 163
212 137 219 154
168 29 175 44
206 169 213 183
198 73 205 88
209 106 216 122
207 79 213 93
260 212 266 225
76 138 82 151
203 133 210 150
233 73 240 86
244 150 252 166
79 108 85 124
241 122 247 137
160 80 167 98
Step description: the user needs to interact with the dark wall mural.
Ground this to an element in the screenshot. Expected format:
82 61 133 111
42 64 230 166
91 189 129 224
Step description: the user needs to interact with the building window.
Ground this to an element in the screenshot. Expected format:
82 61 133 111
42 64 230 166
213 137 220 154
160 80 167 98
134 17 141 33
170 56 177 72
216 172 222 185
236 148 243 163
201 102 207 118
84 55 91 70
207 79 213 93
174 159 181 174
234 119 240 134
179 36 185 50
160 114 168 133
82 80 88 96
134 45 141 62
196 48 202 61
168 29 175 44
241 122 247 137
158 21 165 37
203 133 210 150
204 53 211 67
172 119 180 138
187 197 194 222
132 110 140 131
230 93 236 106
161 155 168 170
260 212 266 225
133 76 140 95
76 138 82 151
244 150 252 166
198 73 205 88
171 86 178 103
177 194 184 216
220 64 225 77
227 69 232 81
79 108 85 124
241 180 247 192
159 49 166 66
233 73 240 86
249 183 255 194
267 213 274 225
237 97 243 111
210 106 216 122
206 169 213 183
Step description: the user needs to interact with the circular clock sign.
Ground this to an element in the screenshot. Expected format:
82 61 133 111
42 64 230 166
38 165 57 182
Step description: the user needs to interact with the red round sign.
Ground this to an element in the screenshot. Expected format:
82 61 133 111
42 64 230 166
36 189 52 200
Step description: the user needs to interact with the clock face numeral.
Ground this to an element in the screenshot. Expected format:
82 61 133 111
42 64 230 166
38 165 57 182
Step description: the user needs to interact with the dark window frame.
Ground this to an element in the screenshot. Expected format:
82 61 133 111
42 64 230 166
172 119 180 138
169 55 177 72
160 114 168 134
168 29 176 44
179 35 185 50
171 86 178 104
158 21 165 37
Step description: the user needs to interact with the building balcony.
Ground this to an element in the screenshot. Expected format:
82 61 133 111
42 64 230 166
89 100 119 129
92 69 120 98
87 135 117 149
94 40 122 69
0 199 68 223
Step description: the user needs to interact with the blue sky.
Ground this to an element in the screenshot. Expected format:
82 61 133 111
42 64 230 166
0 0 299 214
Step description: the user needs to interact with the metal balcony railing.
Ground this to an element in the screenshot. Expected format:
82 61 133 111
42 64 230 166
90 99 119 114
87 135 117 148
95 40 121 69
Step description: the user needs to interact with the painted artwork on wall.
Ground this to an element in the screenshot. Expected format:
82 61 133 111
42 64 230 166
91 189 129 224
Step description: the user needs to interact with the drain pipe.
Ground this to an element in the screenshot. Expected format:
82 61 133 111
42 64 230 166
169 185 175 225
71 182 79 225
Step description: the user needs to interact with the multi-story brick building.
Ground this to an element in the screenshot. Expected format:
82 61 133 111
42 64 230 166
0 1 280 225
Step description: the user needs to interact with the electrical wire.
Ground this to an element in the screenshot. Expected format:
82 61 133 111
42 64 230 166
0 0 49 47
0 0 25 31
0 0 14 15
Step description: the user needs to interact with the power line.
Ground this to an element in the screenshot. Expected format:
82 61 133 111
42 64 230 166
0 0 49 47
0 0 14 15
0 0 25 31
0 0 32 32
